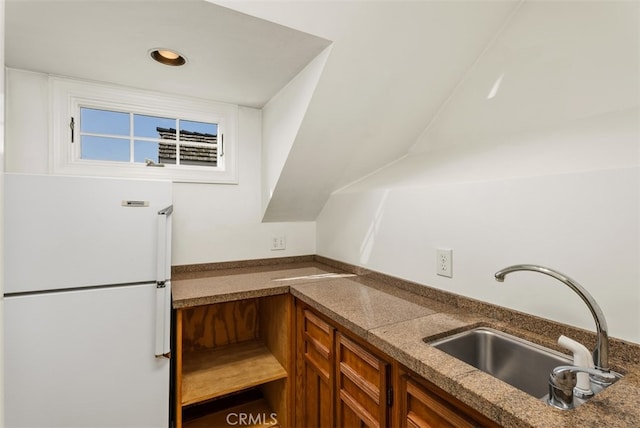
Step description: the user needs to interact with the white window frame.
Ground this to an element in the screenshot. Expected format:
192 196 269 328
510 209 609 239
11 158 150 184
50 76 239 184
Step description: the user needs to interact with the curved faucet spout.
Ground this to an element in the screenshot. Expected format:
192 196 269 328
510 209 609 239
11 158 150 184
494 264 609 372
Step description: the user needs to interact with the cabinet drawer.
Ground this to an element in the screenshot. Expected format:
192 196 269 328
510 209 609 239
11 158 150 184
405 378 475 428
336 333 389 428
400 374 499 428
302 309 333 378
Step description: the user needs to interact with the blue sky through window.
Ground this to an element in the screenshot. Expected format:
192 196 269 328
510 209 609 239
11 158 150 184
80 108 218 163
134 114 175 138
181 120 217 136
80 108 129 135
81 135 129 161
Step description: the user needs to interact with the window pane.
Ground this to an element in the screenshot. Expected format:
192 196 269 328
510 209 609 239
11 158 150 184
179 143 217 167
134 114 176 139
81 136 129 161
158 141 177 165
80 108 129 136
180 120 217 136
157 128 177 142
134 140 159 163
177 120 218 167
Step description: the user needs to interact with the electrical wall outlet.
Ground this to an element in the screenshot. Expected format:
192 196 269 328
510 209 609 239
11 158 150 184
270 235 286 251
436 248 452 278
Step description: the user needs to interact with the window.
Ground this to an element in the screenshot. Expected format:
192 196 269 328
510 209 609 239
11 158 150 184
51 77 238 183
78 109 219 167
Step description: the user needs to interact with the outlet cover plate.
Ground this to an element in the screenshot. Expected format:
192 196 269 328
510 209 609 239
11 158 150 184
436 248 452 278
270 235 286 251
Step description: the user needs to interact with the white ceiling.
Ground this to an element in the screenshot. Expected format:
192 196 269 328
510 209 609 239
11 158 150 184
5 0 330 108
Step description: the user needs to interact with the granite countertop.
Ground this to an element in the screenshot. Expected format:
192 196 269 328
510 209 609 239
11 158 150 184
172 264 332 308
172 260 640 428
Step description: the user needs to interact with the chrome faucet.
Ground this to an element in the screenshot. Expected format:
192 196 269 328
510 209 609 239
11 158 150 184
494 265 610 373
548 365 617 409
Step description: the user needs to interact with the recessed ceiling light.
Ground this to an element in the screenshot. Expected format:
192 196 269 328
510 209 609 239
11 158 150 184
150 48 186 66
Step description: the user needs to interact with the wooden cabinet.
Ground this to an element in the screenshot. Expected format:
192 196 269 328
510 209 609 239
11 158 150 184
295 302 498 428
336 332 390 428
398 370 499 428
295 303 391 428
175 295 292 428
296 308 335 427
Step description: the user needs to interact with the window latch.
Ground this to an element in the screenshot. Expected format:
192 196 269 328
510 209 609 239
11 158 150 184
220 134 224 157
145 159 165 168
70 117 75 143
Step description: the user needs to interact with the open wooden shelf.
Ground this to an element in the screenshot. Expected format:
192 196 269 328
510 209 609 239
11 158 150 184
175 296 292 427
183 398 279 428
182 340 288 406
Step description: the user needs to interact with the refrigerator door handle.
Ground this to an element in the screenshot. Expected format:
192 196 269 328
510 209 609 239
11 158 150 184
156 205 172 284
158 205 173 216
155 281 171 359
155 205 173 358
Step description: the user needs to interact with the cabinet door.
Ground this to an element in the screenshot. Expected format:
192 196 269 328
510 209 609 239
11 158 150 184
399 374 499 428
336 332 390 428
297 308 335 428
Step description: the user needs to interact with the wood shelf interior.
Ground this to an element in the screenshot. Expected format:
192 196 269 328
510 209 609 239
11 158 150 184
183 398 279 428
176 295 292 427
182 339 287 406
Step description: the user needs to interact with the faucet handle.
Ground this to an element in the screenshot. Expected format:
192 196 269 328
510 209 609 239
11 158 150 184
557 335 595 397
548 365 616 409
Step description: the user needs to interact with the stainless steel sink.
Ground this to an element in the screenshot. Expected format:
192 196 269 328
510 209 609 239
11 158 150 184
426 327 572 399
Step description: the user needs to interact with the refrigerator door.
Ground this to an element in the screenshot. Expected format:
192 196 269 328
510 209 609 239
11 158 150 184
4 284 169 427
4 174 172 293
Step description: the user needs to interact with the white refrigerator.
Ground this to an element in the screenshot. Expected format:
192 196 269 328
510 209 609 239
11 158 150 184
4 173 173 427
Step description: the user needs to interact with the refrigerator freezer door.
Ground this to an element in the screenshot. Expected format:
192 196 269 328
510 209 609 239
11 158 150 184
4 174 172 293
4 284 169 427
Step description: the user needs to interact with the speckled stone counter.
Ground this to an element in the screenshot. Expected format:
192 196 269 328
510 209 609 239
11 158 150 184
172 259 640 428
173 262 352 308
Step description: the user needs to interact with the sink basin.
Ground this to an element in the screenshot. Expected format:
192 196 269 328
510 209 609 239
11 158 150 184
426 327 572 399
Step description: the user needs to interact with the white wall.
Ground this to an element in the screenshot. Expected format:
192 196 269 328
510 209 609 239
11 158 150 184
261 45 331 218
4 68 316 266
318 167 639 343
317 1 640 344
172 105 315 264
1 0 6 423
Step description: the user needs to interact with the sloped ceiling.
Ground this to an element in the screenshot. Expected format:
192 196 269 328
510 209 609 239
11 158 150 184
326 0 640 194
411 0 640 155
5 0 330 108
215 1 522 221
6 0 527 222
